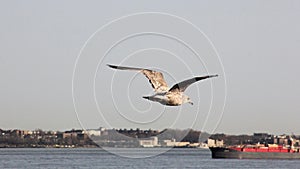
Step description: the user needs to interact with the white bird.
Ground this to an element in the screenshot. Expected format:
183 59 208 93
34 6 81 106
107 64 218 106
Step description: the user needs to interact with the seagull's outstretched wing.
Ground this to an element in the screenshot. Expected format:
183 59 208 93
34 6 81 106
107 64 169 92
168 75 218 92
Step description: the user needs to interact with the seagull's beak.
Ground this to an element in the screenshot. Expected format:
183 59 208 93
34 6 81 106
188 101 194 105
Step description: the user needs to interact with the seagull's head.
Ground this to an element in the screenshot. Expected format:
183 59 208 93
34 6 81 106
183 96 193 105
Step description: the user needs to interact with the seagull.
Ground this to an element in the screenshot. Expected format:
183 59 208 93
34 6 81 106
107 64 218 106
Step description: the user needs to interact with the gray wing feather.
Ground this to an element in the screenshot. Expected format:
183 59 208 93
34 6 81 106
107 64 142 71
168 75 218 92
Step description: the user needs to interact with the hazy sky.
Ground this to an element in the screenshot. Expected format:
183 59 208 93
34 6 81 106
1 1 300 135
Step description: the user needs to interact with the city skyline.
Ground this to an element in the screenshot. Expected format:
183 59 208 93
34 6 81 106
1 1 300 135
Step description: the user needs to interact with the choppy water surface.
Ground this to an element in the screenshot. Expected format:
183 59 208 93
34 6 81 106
1 148 300 169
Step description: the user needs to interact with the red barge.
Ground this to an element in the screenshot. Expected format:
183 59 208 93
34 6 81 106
210 144 300 159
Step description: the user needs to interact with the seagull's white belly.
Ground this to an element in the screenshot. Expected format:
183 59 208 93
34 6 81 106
144 93 166 105
149 92 184 106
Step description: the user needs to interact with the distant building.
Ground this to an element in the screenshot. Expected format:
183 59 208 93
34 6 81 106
162 138 177 147
63 132 77 139
63 129 84 139
84 129 101 136
254 133 269 138
161 139 191 147
23 130 33 135
175 142 190 147
139 137 158 147
189 142 200 148
207 138 224 147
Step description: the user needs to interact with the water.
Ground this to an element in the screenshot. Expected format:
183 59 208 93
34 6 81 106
1 148 300 169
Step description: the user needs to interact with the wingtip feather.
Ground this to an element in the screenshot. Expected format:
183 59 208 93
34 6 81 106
107 64 117 69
